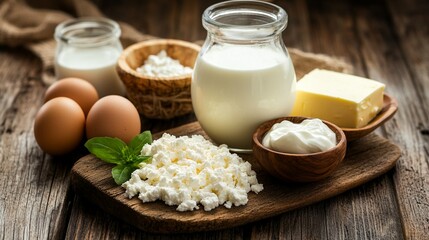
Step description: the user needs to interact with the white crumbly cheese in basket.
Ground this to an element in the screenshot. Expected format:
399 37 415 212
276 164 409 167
122 133 264 212
136 50 193 77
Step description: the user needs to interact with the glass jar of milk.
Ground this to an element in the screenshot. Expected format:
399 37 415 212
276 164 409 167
192 0 296 152
54 18 126 97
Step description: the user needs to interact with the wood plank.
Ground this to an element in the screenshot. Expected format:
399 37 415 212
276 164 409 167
386 0 429 110
280 0 313 52
356 0 429 238
0 48 76 239
65 195 247 239
252 172 403 240
306 0 366 76
175 0 205 42
70 122 400 233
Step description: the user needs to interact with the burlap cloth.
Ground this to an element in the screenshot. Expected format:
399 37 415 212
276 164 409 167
0 0 351 86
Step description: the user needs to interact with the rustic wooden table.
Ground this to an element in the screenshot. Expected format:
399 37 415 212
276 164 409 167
1 0 428 239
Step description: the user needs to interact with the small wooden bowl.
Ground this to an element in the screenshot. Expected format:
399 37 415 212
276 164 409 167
342 94 398 141
117 39 201 119
252 116 347 182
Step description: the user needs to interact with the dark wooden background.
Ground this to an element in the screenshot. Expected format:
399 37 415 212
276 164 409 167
0 0 428 239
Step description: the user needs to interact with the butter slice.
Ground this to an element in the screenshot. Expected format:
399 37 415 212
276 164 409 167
291 69 385 128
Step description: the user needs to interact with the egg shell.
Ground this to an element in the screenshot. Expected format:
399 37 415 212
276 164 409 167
44 77 99 116
34 97 85 155
86 95 141 143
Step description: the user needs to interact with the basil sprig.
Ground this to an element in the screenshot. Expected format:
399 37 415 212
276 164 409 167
84 131 152 185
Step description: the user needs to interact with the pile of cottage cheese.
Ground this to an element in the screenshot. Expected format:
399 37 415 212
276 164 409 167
122 133 263 212
136 50 193 77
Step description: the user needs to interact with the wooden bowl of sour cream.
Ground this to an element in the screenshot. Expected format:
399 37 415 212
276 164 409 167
117 39 201 119
252 116 347 182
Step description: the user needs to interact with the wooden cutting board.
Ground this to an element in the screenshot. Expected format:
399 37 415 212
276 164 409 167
70 122 401 233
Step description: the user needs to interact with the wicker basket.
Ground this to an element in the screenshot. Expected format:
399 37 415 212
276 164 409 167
117 39 201 119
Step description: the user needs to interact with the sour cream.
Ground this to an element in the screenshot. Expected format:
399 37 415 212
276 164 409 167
262 119 336 154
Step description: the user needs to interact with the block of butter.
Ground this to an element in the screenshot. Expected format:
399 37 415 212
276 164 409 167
291 69 385 128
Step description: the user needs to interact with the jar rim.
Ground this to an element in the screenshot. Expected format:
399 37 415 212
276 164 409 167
55 17 121 47
202 0 288 40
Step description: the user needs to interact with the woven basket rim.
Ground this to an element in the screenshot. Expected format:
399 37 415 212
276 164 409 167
117 38 201 81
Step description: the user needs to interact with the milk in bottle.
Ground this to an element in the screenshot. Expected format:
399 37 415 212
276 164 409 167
192 0 297 152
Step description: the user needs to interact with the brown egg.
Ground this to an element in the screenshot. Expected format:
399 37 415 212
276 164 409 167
44 77 99 116
86 95 141 143
34 97 85 155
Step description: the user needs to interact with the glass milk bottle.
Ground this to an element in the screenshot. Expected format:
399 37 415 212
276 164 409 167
192 0 296 152
54 18 126 97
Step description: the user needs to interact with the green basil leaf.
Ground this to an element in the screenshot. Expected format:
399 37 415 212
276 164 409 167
85 131 153 185
128 131 152 156
112 165 137 185
131 155 151 167
84 137 127 164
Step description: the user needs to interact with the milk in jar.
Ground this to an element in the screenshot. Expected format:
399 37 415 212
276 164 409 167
55 45 125 97
192 0 297 151
192 45 296 150
54 18 126 97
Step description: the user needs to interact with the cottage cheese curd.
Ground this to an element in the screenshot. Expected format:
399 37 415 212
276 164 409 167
122 133 263 211
136 50 193 77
